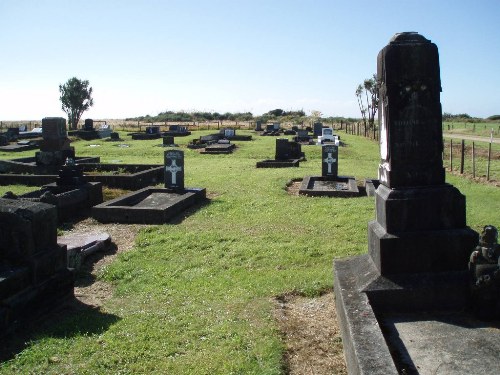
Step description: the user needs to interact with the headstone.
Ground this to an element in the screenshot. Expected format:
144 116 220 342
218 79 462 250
83 118 94 131
110 132 120 140
36 117 74 166
0 135 8 146
368 31 477 275
224 128 235 138
275 138 303 160
169 125 179 131
56 157 86 186
255 121 263 131
273 122 280 130
18 124 27 132
266 124 274 132
164 150 184 190
313 122 323 137
378 32 444 188
163 136 175 146
146 126 160 135
322 144 338 177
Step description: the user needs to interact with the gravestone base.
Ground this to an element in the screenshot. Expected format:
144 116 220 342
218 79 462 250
92 187 206 224
131 133 161 140
35 149 76 166
364 178 380 196
298 176 359 197
334 254 500 374
200 143 235 154
256 159 301 168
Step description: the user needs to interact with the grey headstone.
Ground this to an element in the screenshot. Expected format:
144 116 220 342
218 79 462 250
164 150 184 190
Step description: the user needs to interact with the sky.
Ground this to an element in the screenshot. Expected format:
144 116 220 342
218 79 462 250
1 0 499 121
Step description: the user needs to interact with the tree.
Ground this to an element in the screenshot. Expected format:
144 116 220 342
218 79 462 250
59 77 94 130
355 74 378 128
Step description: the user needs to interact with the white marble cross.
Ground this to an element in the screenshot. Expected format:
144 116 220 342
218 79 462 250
323 152 337 174
165 159 182 184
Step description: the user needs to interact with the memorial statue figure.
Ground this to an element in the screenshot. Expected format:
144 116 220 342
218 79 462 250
468 225 500 319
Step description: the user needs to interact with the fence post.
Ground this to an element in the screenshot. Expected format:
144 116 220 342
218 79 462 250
460 139 465 174
487 129 493 181
472 142 475 178
450 139 453 171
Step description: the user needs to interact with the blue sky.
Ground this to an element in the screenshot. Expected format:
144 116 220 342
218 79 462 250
1 0 499 120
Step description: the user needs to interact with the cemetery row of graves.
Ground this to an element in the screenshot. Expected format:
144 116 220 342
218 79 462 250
0 116 498 372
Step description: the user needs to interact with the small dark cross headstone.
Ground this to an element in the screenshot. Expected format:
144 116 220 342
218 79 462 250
164 150 184 190
322 144 338 177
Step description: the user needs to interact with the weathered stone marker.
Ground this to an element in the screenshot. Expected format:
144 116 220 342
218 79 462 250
322 144 338 177
36 117 75 166
164 150 184 190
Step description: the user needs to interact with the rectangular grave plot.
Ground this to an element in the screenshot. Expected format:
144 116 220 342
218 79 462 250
92 187 206 224
299 176 359 197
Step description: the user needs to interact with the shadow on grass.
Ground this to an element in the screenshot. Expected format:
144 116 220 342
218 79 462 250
0 298 121 363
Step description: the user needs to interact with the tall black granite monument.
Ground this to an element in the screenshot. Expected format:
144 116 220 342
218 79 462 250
334 32 480 374
322 144 338 177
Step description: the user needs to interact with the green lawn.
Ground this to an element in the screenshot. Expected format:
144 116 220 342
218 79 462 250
1 131 499 374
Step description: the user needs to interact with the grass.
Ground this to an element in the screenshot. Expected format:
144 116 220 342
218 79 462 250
1 130 499 374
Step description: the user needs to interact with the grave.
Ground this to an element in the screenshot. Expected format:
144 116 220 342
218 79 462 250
218 128 252 141
293 129 314 144
18 126 43 139
130 126 161 140
92 150 206 224
200 140 236 154
187 134 220 149
299 144 358 197
35 117 75 167
57 231 112 270
333 32 486 374
261 124 281 136
162 124 191 137
313 122 323 137
254 120 263 131
316 127 339 145
8 158 104 222
158 135 178 147
0 198 74 337
256 138 305 168
0 139 39 152
108 132 121 141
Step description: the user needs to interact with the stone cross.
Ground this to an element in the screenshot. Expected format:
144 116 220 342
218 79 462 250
322 145 338 177
164 150 184 190
166 160 182 184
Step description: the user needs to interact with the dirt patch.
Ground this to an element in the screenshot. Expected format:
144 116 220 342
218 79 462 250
64 218 142 308
286 180 302 195
274 292 347 375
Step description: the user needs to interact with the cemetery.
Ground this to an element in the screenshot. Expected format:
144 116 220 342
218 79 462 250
0 36 499 375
